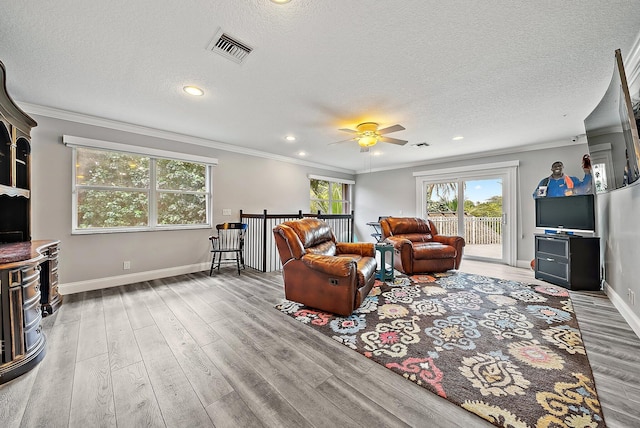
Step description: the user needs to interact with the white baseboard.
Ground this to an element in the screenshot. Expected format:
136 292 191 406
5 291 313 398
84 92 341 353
58 262 210 295
604 281 640 339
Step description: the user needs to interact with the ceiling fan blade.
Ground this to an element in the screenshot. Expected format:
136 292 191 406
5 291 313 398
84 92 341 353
338 128 358 134
379 136 408 145
328 137 357 145
360 146 370 153
378 124 405 135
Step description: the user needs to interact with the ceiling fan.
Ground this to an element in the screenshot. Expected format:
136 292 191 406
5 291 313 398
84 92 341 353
330 122 408 152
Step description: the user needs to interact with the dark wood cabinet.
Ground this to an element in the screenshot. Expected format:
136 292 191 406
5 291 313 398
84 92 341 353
1 62 36 243
0 241 60 384
39 243 61 316
0 60 60 384
534 234 601 291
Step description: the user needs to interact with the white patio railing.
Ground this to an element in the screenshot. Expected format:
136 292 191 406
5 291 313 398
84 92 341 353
429 216 502 245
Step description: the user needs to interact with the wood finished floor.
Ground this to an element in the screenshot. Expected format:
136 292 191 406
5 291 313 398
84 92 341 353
1 260 639 428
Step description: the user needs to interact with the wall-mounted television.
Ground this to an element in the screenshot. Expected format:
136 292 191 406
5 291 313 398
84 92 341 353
585 49 640 192
535 194 596 234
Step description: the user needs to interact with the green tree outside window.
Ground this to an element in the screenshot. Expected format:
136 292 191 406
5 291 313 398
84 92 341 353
310 178 350 214
75 148 209 230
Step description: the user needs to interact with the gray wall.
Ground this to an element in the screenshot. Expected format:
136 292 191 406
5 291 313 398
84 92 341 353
30 115 354 286
595 152 640 330
595 45 640 332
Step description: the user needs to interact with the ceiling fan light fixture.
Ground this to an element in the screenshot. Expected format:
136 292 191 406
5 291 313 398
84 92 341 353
358 135 378 147
332 121 407 149
356 122 379 133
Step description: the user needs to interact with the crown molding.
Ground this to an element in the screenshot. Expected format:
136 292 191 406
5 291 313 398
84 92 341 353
19 102 356 175
355 137 584 175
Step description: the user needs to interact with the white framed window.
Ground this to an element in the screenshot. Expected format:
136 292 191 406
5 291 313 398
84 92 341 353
308 174 354 214
65 135 216 233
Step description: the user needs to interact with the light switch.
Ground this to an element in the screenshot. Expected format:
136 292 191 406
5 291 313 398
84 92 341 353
222 209 232 216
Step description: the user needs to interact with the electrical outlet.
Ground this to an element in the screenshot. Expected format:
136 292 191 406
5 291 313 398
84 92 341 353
222 209 232 216
123 261 131 270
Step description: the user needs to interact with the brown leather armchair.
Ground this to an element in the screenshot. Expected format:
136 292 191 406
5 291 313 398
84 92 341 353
380 217 465 275
273 218 377 316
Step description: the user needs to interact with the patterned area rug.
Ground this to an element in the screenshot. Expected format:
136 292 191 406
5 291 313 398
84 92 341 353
275 271 605 428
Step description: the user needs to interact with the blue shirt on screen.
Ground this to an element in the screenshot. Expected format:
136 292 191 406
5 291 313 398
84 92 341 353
533 173 592 198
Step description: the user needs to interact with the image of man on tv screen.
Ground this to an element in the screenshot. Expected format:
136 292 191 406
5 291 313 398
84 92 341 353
533 155 593 198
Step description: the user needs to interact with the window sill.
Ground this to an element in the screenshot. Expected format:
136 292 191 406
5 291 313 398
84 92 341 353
71 224 212 235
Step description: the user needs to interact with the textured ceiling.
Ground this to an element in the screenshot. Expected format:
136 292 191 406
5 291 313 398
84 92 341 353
2 1 640 173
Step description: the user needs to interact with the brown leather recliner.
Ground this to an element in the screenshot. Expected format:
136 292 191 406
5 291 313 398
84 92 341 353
273 218 377 316
380 217 465 275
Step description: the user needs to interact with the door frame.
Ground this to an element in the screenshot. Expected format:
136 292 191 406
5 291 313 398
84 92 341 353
413 160 519 266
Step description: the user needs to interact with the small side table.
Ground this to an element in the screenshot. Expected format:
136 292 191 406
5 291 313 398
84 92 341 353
367 221 383 242
375 243 394 281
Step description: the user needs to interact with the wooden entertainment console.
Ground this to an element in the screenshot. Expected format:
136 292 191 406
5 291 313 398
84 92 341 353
534 234 601 291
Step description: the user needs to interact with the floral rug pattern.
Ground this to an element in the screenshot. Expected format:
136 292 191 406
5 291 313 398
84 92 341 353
275 272 605 428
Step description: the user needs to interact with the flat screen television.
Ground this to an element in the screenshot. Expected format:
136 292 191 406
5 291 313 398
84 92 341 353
535 194 596 234
584 49 640 192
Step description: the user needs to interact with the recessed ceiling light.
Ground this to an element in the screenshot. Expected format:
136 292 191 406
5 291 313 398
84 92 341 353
372 151 382 156
270 0 292 3
285 135 296 141
452 135 464 141
298 151 306 156
183 86 204 96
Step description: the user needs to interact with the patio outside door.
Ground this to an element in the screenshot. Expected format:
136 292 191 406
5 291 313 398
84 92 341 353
424 178 503 262
416 161 517 265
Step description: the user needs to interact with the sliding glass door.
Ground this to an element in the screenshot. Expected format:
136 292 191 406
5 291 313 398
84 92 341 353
463 178 503 260
415 162 517 265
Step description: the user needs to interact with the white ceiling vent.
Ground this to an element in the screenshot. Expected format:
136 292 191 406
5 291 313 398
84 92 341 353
207 31 253 64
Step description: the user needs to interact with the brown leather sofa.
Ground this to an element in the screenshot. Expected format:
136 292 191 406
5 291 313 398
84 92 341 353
380 217 465 275
273 218 377 316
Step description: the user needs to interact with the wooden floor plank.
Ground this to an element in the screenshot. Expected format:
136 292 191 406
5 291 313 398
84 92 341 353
168 276 226 324
205 391 265 428
52 291 83 325
68 353 116 427
118 283 156 330
0 364 40 428
212 319 363 427
315 375 413 428
150 303 233 407
102 287 142 371
201 339 312 428
111 360 165 427
18 320 80 428
76 290 108 362
134 324 213 427
148 279 220 347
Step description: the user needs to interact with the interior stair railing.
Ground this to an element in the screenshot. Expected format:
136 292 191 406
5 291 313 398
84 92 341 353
240 210 354 272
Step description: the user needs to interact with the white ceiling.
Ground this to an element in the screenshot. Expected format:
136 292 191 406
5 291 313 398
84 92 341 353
2 1 640 173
